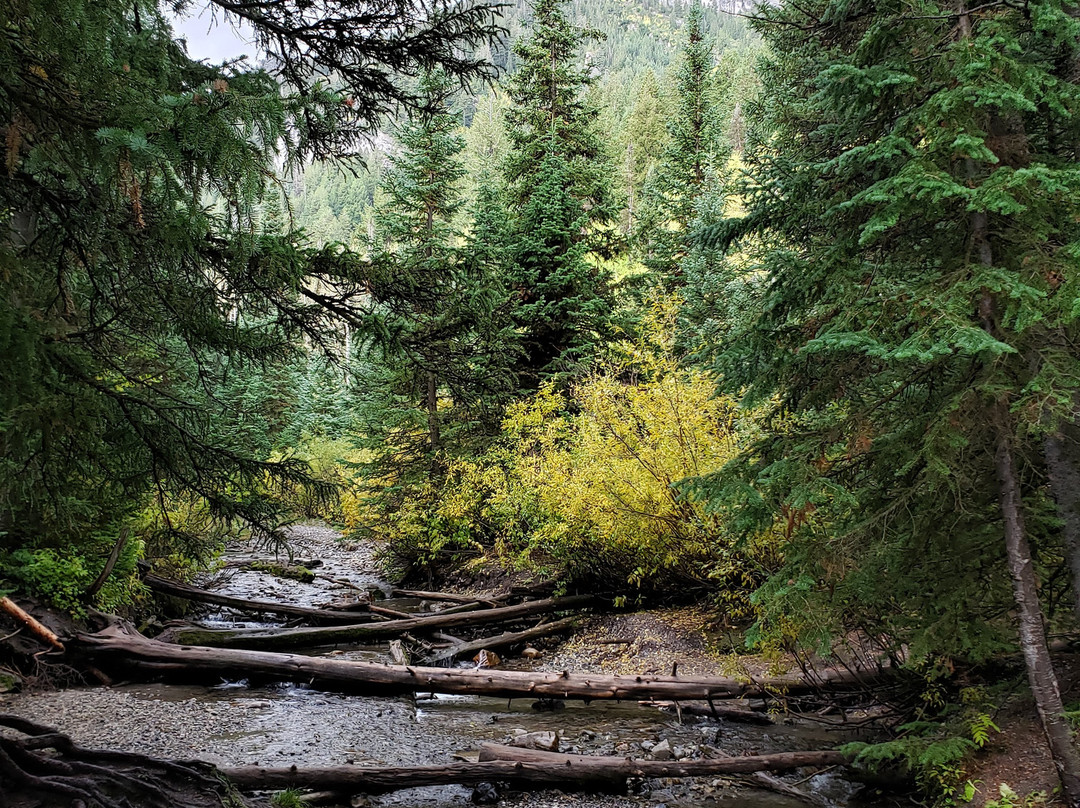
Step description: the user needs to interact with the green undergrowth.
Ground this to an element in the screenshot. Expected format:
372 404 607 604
846 684 1002 806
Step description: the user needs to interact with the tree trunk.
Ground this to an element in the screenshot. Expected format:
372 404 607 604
425 617 578 664
220 747 849 795
390 588 503 607
156 595 596 650
0 597 64 651
75 620 882 702
994 417 1080 803
639 700 772 725
1044 427 1080 620
85 529 130 602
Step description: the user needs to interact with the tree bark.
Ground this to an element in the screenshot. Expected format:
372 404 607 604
426 370 441 454
1044 427 1080 620
157 595 596 650
639 700 773 725
220 747 849 794
85 529 130 602
0 597 64 651
75 620 881 702
994 415 1080 803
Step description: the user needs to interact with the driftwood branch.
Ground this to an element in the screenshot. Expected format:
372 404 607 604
391 588 502 608
640 700 772 725
157 595 596 650
141 572 384 625
426 618 578 664
0 598 64 651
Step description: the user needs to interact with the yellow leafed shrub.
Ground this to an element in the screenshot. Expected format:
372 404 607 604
374 298 777 614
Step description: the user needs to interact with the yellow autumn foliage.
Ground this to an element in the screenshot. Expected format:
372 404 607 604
374 298 776 614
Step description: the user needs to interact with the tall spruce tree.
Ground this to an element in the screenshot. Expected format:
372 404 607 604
0 0 501 581
703 0 1080 795
360 70 511 474
502 0 616 386
638 0 727 288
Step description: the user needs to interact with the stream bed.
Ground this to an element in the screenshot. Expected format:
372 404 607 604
2 523 892 808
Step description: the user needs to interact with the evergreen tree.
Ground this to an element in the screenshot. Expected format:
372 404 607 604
638 0 728 288
508 150 612 382
503 0 615 228
620 71 669 234
702 0 1080 795
360 70 512 473
501 0 616 385
0 0 501 578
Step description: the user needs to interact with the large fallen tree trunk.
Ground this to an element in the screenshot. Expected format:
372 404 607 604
76 621 884 701
221 747 848 794
425 617 578 665
141 573 385 625
157 595 596 650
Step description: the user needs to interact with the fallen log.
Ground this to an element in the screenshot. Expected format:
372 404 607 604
76 621 883 702
640 699 773 725
426 617 578 665
220 747 848 794
391 588 503 608
157 595 596 650
141 572 384 626
0 597 64 651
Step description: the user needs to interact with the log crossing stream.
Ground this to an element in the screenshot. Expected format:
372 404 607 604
1 523 890 808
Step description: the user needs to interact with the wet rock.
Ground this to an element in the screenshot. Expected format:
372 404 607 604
579 729 597 741
472 782 500 804
650 739 672 760
531 698 565 711
641 740 656 752
509 731 559 751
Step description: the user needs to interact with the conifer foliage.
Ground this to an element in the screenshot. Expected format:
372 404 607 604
638 0 728 288
358 70 512 473
502 0 616 386
0 0 501 569
706 0 1080 796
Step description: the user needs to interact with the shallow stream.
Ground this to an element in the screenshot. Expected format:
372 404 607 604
2 523 893 808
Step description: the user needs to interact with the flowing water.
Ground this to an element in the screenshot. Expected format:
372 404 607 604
2 523 894 807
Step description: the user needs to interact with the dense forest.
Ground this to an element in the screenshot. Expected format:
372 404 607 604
3 0 1080 805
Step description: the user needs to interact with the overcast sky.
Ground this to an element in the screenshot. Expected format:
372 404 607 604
169 2 259 64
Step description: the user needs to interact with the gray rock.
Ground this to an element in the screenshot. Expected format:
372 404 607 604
650 739 672 760
508 730 559 752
